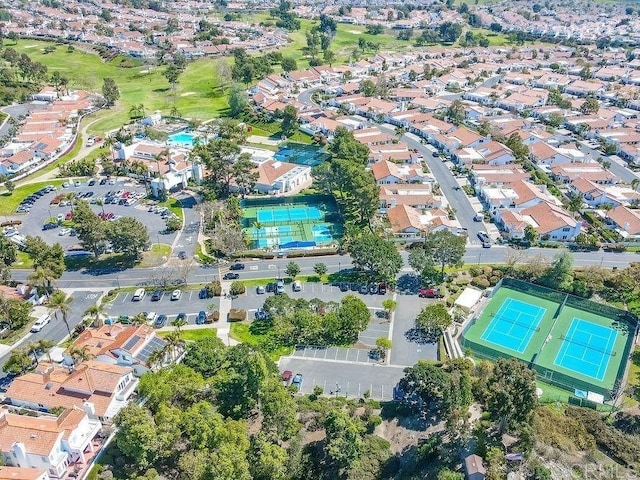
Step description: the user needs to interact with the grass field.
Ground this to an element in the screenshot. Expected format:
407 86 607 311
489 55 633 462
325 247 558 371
159 328 218 342
10 40 230 136
230 321 291 360
0 179 65 215
139 243 172 267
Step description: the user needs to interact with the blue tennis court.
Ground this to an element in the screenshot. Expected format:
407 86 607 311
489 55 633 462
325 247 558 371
480 298 546 353
554 318 617 381
257 206 323 223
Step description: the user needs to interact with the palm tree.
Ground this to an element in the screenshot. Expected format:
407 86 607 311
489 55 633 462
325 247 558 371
48 290 73 337
67 345 92 365
29 267 55 295
164 331 185 362
84 304 106 328
28 339 55 365
146 348 166 370
131 313 148 325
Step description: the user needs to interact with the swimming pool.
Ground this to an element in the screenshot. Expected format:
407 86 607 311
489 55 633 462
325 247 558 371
274 144 329 167
168 131 198 148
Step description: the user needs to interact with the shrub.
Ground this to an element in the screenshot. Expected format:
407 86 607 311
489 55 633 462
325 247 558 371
456 278 470 286
489 276 500 286
482 265 493 275
469 266 482 277
229 281 245 296
366 415 382 433
206 280 222 297
471 276 490 289
228 309 246 321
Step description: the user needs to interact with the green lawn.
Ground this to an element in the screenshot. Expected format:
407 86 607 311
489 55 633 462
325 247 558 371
156 197 184 223
139 243 172 267
230 321 291 360
12 251 33 269
0 179 65 215
159 328 218 341
10 40 230 137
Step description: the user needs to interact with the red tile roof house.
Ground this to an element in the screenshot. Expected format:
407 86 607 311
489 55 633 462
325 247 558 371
606 205 640 241
4 361 138 424
495 201 582 241
371 160 430 185
0 406 101 479
0 466 49 480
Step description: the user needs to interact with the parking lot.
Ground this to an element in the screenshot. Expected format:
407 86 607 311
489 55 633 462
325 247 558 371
106 289 220 326
14 178 179 251
278 357 405 400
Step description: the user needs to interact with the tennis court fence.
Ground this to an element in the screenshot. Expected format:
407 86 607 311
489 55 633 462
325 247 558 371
461 335 615 399
500 278 638 327
241 194 336 209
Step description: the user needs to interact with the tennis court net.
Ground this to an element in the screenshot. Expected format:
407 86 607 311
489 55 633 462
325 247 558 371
559 334 616 356
490 313 541 332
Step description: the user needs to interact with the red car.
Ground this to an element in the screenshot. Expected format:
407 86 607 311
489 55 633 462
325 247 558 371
64 212 73 221
281 370 293 384
419 288 442 298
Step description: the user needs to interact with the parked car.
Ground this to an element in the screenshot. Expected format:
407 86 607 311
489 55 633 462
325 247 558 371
378 282 387 295
178 251 187 260
199 288 212 299
58 228 71 236
154 314 168 328
482 241 492 248
281 370 293 384
359 284 369 294
223 272 239 280
339 282 349 292
229 263 245 270
176 313 187 322
419 288 442 298
292 281 302 292
196 311 207 325
275 280 285 295
170 289 182 301
30 314 51 333
87 179 96 186
42 223 57 231
255 308 267 320
473 215 483 222
291 374 303 390
151 290 163 301
256 285 265 294
369 283 378 294
266 282 275 293
477 231 489 242
99 178 107 185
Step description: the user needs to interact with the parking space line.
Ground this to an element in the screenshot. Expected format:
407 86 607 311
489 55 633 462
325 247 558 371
121 293 129 303
189 291 193 301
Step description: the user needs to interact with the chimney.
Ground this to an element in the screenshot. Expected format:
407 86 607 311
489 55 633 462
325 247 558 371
42 366 53 384
83 402 96 417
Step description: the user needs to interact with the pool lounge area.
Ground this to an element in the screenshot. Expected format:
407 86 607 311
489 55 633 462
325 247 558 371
167 131 199 148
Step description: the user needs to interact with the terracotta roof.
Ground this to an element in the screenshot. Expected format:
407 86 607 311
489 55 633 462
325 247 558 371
522 201 579 235
607 205 640 235
256 159 299 186
387 205 425 233
5 361 132 418
0 466 48 480
0 407 86 456
71 324 157 359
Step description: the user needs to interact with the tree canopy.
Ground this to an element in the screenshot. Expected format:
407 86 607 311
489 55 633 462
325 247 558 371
347 233 402 282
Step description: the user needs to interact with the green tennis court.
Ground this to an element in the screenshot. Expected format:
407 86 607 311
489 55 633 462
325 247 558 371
461 279 636 400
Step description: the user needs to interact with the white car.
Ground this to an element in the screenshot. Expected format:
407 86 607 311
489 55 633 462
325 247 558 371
58 228 71 236
31 314 51 332
170 289 182 301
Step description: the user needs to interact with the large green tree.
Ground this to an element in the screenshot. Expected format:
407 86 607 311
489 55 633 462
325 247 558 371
114 404 161 471
416 302 452 333
409 230 466 281
399 360 449 405
485 358 538 431
73 200 106 256
347 233 402 282
107 217 149 258
228 82 249 118
280 104 299 138
324 410 364 472
102 77 120 106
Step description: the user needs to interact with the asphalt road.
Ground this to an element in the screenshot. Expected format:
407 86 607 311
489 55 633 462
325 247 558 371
9 246 640 289
0 102 51 137
171 193 199 260
379 125 486 243
0 289 102 379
